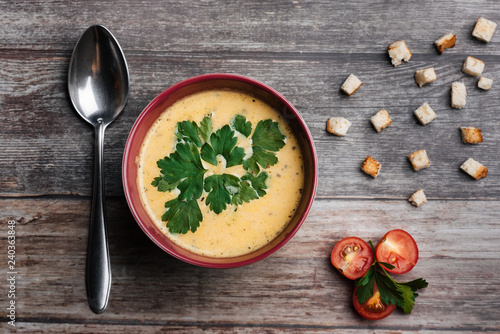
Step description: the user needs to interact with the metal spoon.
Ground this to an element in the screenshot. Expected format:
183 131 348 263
68 25 129 314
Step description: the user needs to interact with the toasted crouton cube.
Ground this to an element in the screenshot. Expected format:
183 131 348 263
370 109 392 132
340 74 362 96
388 40 412 66
326 117 351 136
414 103 436 125
462 56 485 76
415 67 437 87
451 82 467 109
434 33 456 54
361 156 381 178
472 17 497 42
408 189 427 207
478 76 493 90
460 127 483 144
460 158 488 180
408 149 430 171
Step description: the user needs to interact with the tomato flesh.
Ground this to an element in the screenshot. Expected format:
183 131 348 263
331 237 373 280
375 229 418 274
353 283 396 320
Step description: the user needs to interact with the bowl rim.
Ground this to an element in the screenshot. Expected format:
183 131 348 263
122 73 318 268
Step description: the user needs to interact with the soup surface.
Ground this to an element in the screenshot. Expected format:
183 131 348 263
138 90 304 257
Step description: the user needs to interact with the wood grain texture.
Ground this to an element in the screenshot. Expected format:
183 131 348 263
2 198 500 331
1 49 499 198
1 0 500 332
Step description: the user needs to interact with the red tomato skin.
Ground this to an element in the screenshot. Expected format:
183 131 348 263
353 284 396 320
375 229 419 274
331 237 374 280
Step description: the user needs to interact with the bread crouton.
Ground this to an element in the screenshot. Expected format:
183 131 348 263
326 117 351 136
388 40 412 66
462 56 485 77
414 103 436 125
340 74 362 96
408 149 430 171
460 158 488 180
415 67 437 87
472 17 497 43
451 82 467 109
478 76 493 90
370 109 392 132
460 127 483 144
434 33 456 54
408 189 427 207
361 156 381 178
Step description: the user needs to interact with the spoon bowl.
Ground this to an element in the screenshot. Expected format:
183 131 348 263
68 25 129 125
68 25 129 314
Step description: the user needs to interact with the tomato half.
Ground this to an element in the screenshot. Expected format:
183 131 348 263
331 237 374 280
375 229 419 274
353 283 396 320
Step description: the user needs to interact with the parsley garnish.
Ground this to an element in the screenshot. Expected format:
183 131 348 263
232 114 252 137
243 119 286 173
202 125 246 168
204 174 240 214
152 114 284 234
355 241 428 314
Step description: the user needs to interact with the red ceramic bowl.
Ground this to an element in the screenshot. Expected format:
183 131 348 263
122 73 317 268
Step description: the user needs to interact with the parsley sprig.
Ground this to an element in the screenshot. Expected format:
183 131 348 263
152 114 286 234
355 241 428 314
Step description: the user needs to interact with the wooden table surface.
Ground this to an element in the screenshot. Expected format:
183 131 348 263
2 1 500 332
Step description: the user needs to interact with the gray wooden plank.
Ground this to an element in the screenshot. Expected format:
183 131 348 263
2 197 500 330
12 323 495 334
1 51 499 198
10 323 495 334
1 0 499 55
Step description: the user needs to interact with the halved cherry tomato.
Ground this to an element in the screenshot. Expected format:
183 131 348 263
375 229 418 274
353 282 396 320
331 237 373 280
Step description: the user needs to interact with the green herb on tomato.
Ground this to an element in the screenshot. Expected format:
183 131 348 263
355 241 428 314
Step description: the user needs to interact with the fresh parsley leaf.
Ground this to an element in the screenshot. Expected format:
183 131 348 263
210 125 245 167
378 266 429 314
199 116 212 143
162 199 202 234
243 120 285 173
243 146 278 173
354 265 375 304
396 283 417 314
156 142 206 201
375 270 402 308
232 114 252 137
204 174 240 214
241 172 268 197
176 121 202 147
231 181 259 206
400 278 429 292
201 143 217 165
378 262 395 270
151 176 181 192
226 147 246 167
252 119 286 151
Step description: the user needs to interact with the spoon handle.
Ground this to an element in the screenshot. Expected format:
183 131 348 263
86 121 111 314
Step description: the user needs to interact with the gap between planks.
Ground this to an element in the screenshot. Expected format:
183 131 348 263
1 48 500 63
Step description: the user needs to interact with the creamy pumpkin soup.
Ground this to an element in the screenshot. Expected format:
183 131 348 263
137 90 304 258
